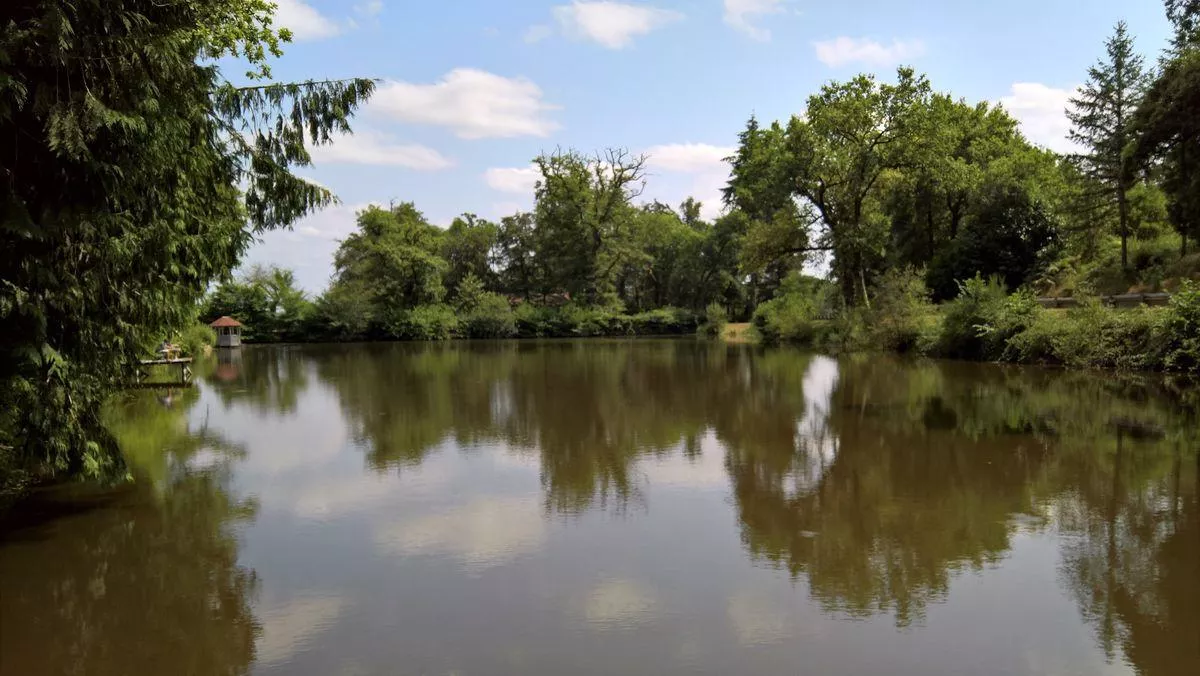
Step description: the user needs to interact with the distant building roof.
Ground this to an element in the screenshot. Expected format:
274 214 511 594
209 316 243 328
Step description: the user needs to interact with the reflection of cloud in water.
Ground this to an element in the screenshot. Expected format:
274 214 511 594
640 431 729 490
788 356 839 497
256 594 345 666
375 496 545 572
279 441 459 520
727 591 792 646
583 579 657 629
182 448 225 473
203 382 351 476
289 474 398 520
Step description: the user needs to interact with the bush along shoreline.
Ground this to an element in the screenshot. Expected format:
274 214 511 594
754 272 1200 373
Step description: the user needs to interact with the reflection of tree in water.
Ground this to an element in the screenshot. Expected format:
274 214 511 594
202 345 311 415
724 356 1200 634
104 387 246 489
2 394 259 676
314 341 728 513
724 357 1050 626
1056 437 1199 675
314 342 515 468
313 339 1199 660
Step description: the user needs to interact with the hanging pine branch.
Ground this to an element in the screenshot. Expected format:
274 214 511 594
0 0 374 483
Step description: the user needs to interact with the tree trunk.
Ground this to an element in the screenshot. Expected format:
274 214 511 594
1118 185 1130 271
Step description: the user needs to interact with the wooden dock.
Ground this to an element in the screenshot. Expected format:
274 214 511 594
134 357 194 386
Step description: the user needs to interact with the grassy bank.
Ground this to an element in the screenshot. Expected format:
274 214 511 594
752 273 1200 373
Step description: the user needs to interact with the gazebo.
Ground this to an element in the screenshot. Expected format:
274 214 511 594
210 316 244 348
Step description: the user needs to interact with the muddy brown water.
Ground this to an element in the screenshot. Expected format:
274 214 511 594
2 341 1197 676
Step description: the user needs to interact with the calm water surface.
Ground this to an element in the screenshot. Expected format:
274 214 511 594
1 341 1198 676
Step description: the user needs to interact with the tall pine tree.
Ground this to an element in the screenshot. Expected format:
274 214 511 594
1166 0 1200 51
1067 21 1149 271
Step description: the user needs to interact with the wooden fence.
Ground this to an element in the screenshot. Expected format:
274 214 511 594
1035 292 1171 309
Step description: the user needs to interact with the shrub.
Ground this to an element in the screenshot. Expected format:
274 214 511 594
513 303 564 338
1079 233 1185 294
387 304 459 341
313 282 373 341
632 307 699 335
453 273 488 313
934 276 1011 360
461 293 517 339
753 291 819 345
561 303 630 337
866 267 937 353
825 307 870 352
701 302 728 338
1162 280 1200 371
177 323 215 356
1007 300 1166 370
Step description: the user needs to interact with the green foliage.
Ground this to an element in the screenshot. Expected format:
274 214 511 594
532 149 647 303
1162 280 1200 370
754 292 820 345
453 273 489 313
335 204 448 311
204 265 311 342
1133 49 1200 253
386 304 459 341
507 302 699 339
631 307 699 335
1006 301 1163 369
513 303 567 338
179 323 216 357
460 294 517 339
701 302 729 338
0 0 373 484
1067 21 1150 270
781 68 933 305
313 281 373 340
866 267 937 353
560 304 632 337
442 215 500 292
926 189 1060 301
935 276 1013 360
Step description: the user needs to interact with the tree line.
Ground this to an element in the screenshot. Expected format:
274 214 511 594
207 2 1200 349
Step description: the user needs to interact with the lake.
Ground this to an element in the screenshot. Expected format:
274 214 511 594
1 341 1197 676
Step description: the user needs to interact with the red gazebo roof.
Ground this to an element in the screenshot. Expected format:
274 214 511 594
209 316 243 328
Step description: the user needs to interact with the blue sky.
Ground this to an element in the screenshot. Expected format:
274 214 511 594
243 0 1174 292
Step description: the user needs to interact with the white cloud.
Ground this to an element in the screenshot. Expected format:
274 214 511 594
273 0 341 40
813 37 926 68
244 201 380 292
688 173 730 222
644 143 733 173
642 143 732 221
1000 82 1077 153
484 165 542 194
525 24 554 44
310 129 453 170
372 69 560 139
724 0 785 41
490 201 528 218
355 0 384 17
552 1 683 49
